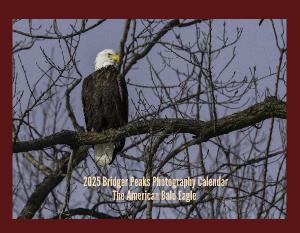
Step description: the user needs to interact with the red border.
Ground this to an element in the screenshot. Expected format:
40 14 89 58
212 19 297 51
0 0 297 231
0 17 12 221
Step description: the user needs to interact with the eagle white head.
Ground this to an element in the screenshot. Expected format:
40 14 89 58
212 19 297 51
95 49 120 70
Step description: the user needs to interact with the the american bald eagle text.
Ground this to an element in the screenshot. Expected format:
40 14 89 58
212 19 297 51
82 49 128 166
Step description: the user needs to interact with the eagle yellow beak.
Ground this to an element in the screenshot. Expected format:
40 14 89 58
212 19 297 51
111 53 120 63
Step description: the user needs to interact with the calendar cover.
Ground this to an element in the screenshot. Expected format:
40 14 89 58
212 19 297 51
12 19 286 219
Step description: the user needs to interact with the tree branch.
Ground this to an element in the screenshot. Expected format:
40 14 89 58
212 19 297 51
122 19 180 76
17 146 89 219
13 20 106 40
51 208 124 219
13 96 286 153
65 78 84 132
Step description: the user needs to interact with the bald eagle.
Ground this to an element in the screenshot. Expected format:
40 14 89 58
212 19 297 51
82 49 128 166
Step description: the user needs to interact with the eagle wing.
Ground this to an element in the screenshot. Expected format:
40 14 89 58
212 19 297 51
82 73 95 132
82 66 128 132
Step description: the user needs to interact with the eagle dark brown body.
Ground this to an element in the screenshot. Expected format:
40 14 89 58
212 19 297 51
82 65 128 164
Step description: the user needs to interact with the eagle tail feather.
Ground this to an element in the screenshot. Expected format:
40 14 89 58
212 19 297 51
94 143 114 166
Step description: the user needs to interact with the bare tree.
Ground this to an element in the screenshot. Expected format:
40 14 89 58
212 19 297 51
13 19 286 219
